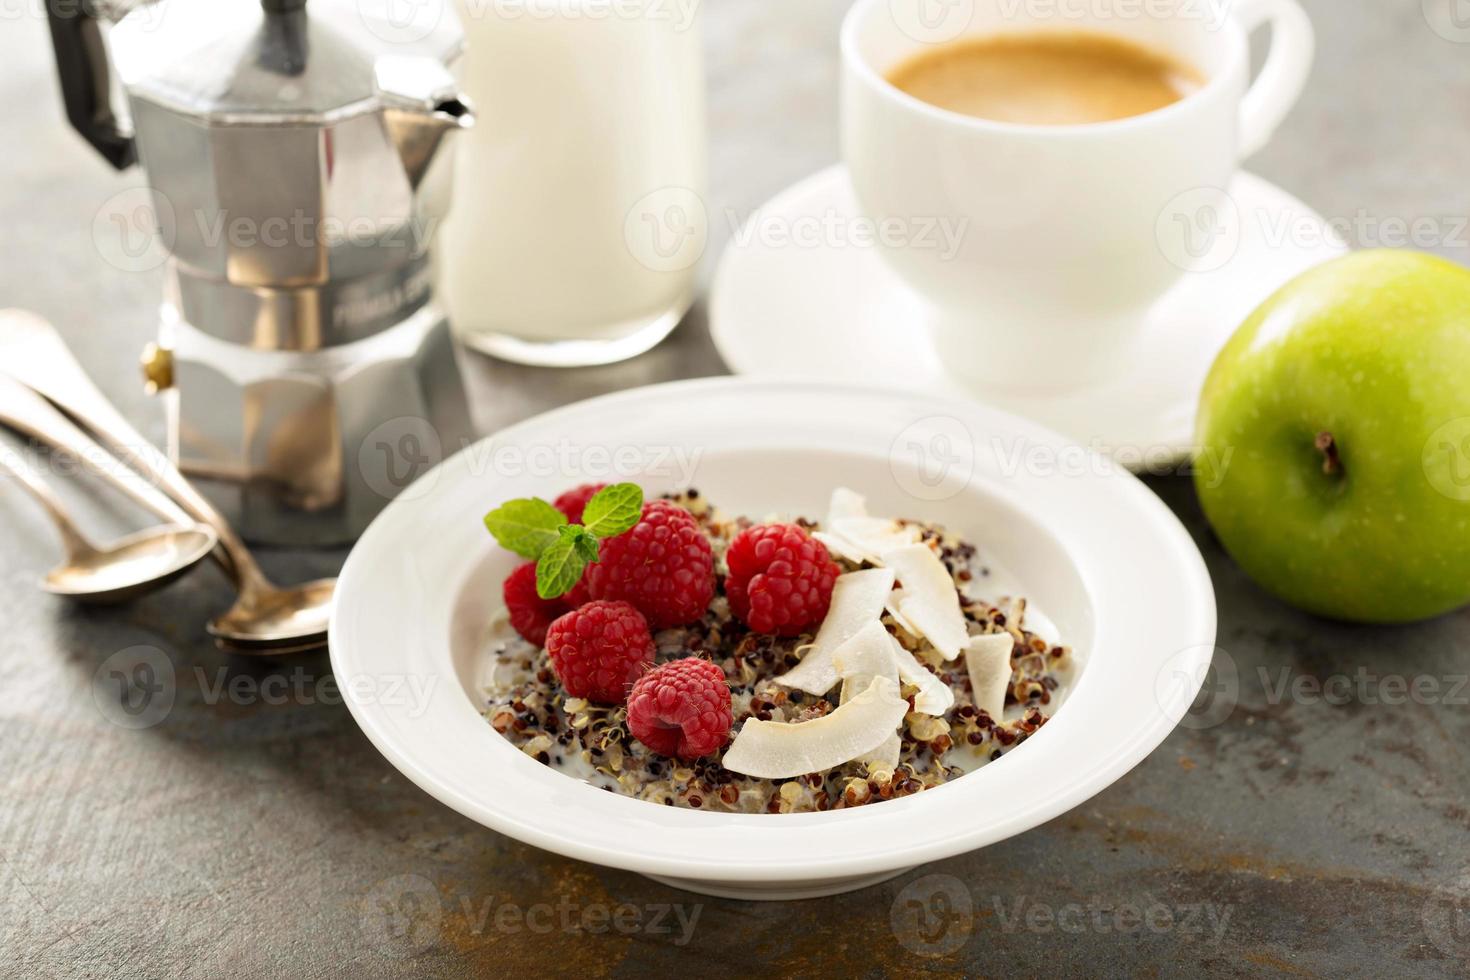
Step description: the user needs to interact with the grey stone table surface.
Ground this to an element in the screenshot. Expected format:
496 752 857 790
2 1 1468 977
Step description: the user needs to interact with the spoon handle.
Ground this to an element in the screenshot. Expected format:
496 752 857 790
0 439 91 557
0 373 194 528
0 310 265 591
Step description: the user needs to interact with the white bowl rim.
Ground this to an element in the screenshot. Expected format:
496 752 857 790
329 377 1216 883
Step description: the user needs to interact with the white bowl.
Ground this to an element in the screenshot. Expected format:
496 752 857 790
330 379 1216 899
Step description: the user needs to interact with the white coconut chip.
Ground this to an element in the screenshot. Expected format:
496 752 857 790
774 567 895 695
888 635 955 716
832 621 903 769
882 544 970 660
812 531 867 565
721 677 909 779
884 588 919 637
813 488 921 565
965 632 1016 722
832 621 900 702
813 488 871 563
827 486 868 522
830 517 921 564
865 731 902 771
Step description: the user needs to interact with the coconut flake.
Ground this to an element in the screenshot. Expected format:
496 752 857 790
965 632 1015 721
883 544 970 660
721 677 909 779
885 588 919 637
813 488 872 563
828 486 869 522
774 567 895 695
833 621 900 702
831 517 921 563
814 488 921 565
813 531 867 565
863 731 902 771
889 635 955 716
833 622 903 769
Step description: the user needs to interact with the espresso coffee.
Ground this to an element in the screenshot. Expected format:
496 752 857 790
886 30 1202 125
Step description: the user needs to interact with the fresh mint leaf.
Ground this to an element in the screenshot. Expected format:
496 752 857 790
483 497 565 559
581 483 643 539
535 530 588 599
492 484 642 597
572 532 600 564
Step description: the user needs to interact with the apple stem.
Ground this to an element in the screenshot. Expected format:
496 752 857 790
1315 431 1343 477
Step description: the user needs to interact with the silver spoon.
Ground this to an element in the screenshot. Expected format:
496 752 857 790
0 442 217 603
0 378 317 651
0 311 337 650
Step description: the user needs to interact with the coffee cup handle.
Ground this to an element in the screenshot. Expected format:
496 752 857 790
1234 0 1315 159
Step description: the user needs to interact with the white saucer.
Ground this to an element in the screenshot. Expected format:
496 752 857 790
710 165 1348 468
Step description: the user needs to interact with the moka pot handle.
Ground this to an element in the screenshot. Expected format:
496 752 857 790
46 1 137 170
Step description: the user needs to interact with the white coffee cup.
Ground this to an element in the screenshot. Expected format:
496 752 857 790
841 0 1314 391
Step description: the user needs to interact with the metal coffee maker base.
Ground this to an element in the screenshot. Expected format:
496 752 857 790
154 306 473 547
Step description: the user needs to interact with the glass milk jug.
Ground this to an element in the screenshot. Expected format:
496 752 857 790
441 0 707 366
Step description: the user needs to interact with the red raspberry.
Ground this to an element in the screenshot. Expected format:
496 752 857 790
563 575 592 609
725 523 840 636
545 601 655 704
503 561 568 646
627 658 732 759
553 482 608 524
585 501 715 629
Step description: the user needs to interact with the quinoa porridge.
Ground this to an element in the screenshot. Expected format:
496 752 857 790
479 486 1074 814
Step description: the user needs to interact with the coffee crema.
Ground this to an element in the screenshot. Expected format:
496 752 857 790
886 30 1203 125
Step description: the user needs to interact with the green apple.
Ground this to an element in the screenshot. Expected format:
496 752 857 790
1194 249 1470 623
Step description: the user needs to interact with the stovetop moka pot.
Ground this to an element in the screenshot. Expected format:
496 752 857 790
48 0 476 545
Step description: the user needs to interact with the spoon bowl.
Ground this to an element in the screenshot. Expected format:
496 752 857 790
206 577 336 649
44 524 219 604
